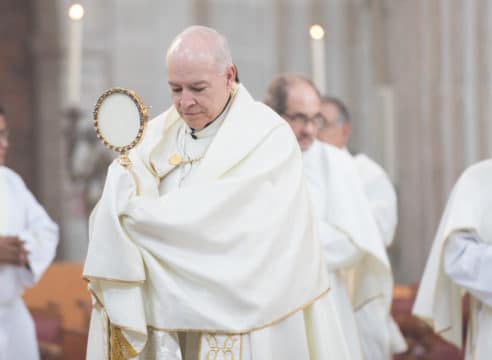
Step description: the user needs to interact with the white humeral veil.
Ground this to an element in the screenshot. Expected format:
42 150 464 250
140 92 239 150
84 86 350 359
413 159 492 359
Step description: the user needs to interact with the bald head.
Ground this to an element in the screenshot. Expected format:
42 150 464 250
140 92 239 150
167 26 233 74
166 26 236 130
264 74 320 116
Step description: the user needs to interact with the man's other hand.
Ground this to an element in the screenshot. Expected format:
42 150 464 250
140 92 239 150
0 236 28 266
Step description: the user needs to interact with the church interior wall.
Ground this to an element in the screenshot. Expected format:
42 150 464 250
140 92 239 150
4 0 492 283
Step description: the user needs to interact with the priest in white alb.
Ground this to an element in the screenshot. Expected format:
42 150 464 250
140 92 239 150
265 74 400 360
0 107 59 360
84 26 355 360
316 97 407 358
413 160 492 359
317 97 399 247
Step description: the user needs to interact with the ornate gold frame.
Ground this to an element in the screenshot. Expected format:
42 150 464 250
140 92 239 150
93 87 148 167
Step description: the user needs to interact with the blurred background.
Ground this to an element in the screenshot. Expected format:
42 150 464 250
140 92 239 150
1 1 490 358
4 0 492 284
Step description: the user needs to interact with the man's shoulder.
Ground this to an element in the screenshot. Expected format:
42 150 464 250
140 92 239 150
0 166 25 185
252 100 284 126
237 84 285 128
311 140 352 162
354 153 388 178
303 141 357 182
457 158 492 191
463 158 492 177
354 153 377 166
223 85 293 152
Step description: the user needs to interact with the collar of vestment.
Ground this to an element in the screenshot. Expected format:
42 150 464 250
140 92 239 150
185 95 232 140
139 84 283 184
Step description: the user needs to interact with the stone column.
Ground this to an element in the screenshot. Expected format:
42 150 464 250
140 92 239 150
31 0 65 253
463 0 479 167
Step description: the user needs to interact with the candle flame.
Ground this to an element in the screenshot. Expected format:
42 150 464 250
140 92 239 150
309 25 325 40
69 4 84 20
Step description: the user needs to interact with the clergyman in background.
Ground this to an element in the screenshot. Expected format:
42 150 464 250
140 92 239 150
265 74 396 359
0 106 59 360
317 96 407 358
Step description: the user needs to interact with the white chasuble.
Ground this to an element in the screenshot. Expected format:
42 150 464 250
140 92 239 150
0 167 59 360
84 85 352 360
303 141 398 360
413 159 492 359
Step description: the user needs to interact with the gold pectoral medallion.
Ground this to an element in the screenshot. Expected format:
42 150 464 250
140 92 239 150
169 153 183 166
168 153 204 166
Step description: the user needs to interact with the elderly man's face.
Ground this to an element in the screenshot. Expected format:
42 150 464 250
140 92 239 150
283 82 323 151
317 102 351 149
167 55 235 130
0 115 8 166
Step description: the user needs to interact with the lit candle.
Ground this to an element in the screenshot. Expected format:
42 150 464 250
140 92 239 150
309 24 326 95
67 4 84 107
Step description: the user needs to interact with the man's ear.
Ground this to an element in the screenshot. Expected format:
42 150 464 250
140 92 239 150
225 65 236 88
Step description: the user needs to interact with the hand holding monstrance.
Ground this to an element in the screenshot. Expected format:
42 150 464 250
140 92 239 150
93 87 148 168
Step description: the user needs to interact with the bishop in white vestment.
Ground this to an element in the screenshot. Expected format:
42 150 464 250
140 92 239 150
84 26 353 360
0 109 59 360
413 159 492 359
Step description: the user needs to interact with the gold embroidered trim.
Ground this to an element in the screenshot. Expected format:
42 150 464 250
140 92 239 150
105 309 111 359
168 153 204 166
198 332 203 360
158 163 180 181
239 334 243 360
83 275 145 285
110 325 138 360
144 287 330 334
203 334 241 360
87 287 104 307
353 293 384 311
149 160 160 179
89 285 327 359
